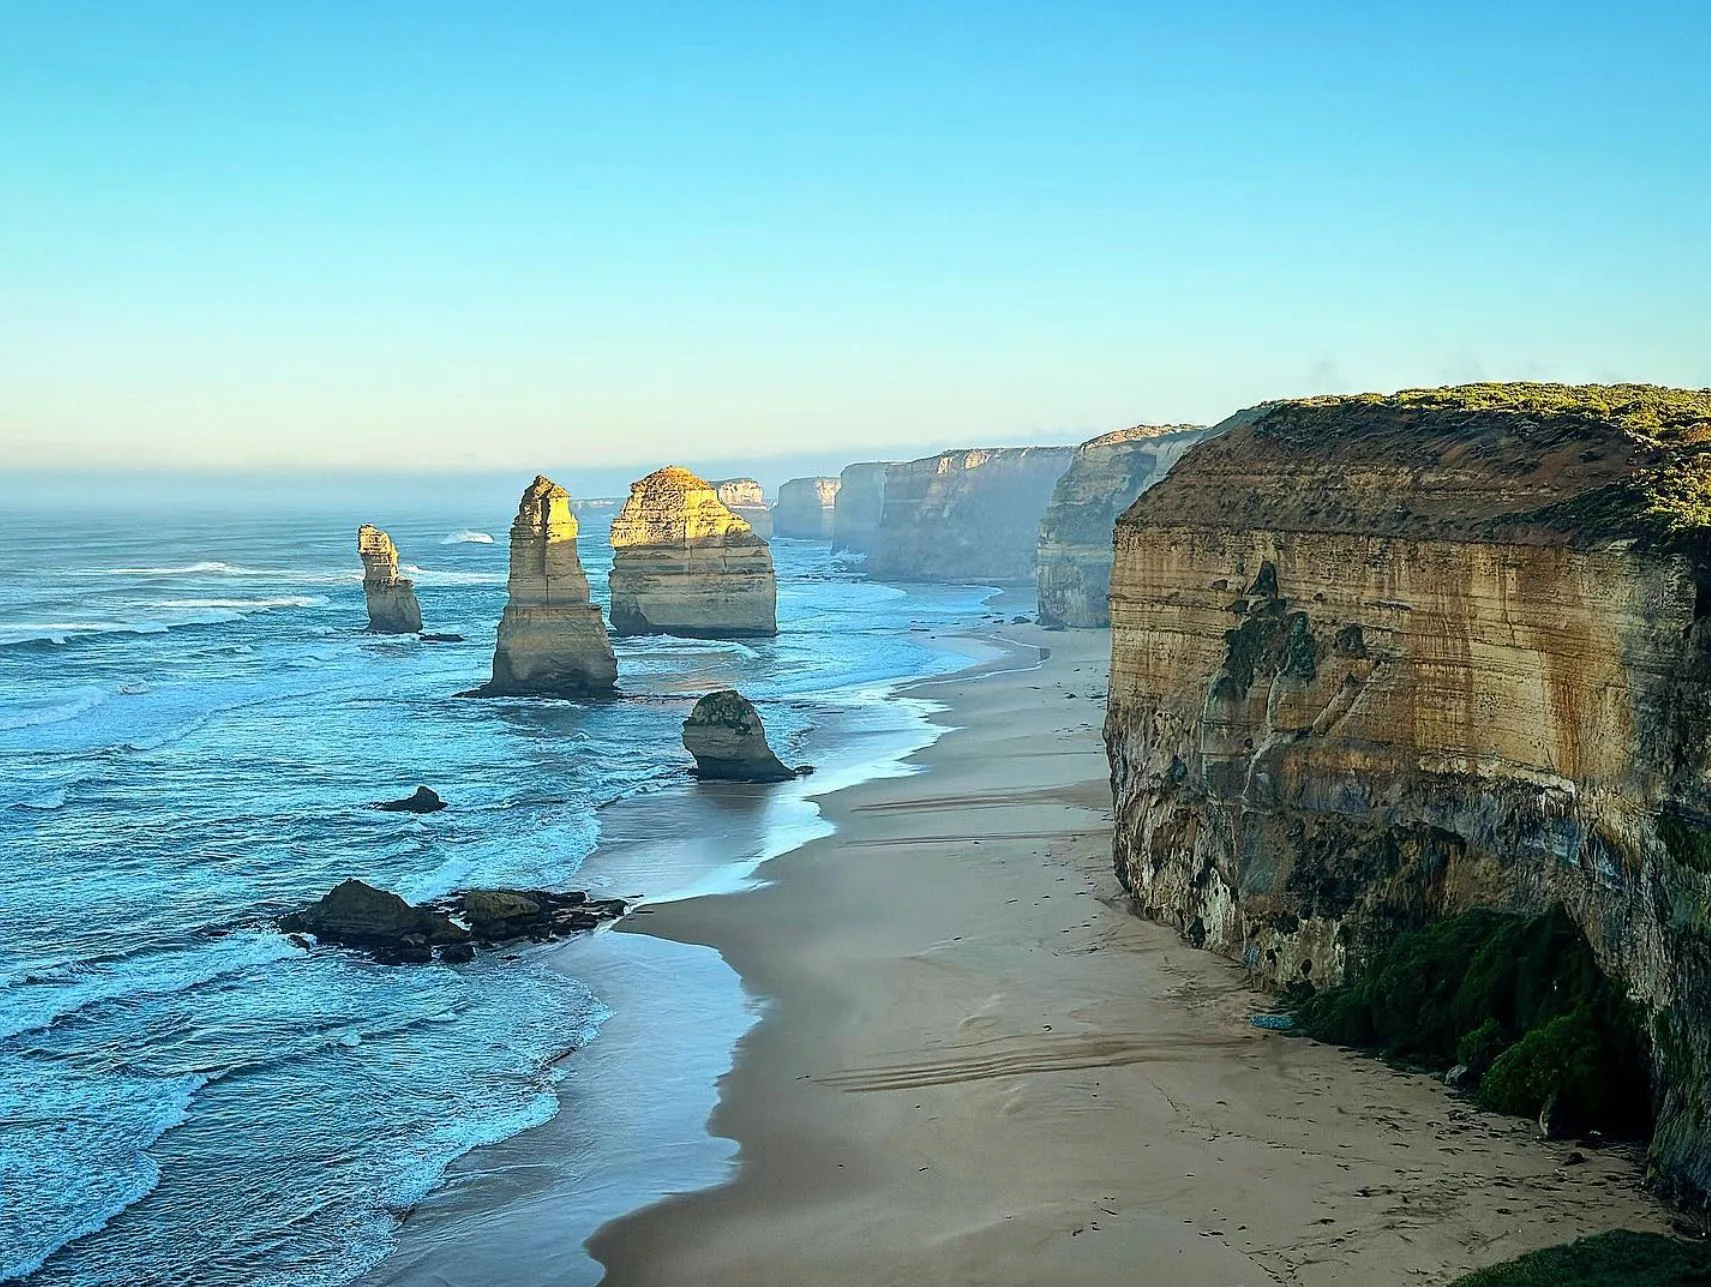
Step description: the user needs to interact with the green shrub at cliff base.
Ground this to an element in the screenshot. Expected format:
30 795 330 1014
1448 1229 1711 1286
1291 906 1651 1137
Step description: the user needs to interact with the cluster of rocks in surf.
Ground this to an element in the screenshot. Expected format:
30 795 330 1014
280 878 627 965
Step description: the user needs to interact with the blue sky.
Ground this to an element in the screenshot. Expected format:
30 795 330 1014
2 1 1707 471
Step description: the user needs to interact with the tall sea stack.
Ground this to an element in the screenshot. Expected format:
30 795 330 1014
477 476 617 697
1103 382 1711 1199
608 467 778 638
867 446 1074 583
356 525 423 634
1036 423 1217 628
713 477 773 537
831 462 889 554
773 476 840 540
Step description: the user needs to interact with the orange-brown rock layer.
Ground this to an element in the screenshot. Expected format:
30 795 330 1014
609 467 777 638
773 476 840 540
1105 383 1711 1201
356 524 422 634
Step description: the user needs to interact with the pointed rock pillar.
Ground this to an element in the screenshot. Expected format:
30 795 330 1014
357 524 423 633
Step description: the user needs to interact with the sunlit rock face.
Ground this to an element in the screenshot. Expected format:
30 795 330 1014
773 476 840 540
608 466 778 638
1036 424 1215 628
477 475 617 696
832 462 889 555
866 447 1074 584
356 524 423 634
1103 383 1711 1200
713 477 773 538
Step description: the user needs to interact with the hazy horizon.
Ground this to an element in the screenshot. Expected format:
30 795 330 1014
4 2 1708 473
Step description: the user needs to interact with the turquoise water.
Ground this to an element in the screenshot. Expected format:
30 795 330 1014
0 487 992 1286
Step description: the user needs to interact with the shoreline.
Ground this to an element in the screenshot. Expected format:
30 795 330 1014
590 620 1670 1286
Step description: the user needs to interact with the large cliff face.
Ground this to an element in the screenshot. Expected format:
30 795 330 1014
713 477 773 538
480 476 617 696
773 476 840 540
1104 383 1711 1198
609 467 778 638
356 524 423 634
1036 424 1214 627
867 447 1074 584
832 462 888 554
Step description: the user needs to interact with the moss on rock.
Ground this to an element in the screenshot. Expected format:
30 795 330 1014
1448 1230 1711 1286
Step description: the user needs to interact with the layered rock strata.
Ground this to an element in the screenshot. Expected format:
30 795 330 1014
832 462 889 554
1103 382 1711 1199
867 446 1074 583
773 476 840 540
356 524 423 633
477 476 617 697
608 467 778 637
1036 423 1215 627
713 477 773 537
682 690 796 782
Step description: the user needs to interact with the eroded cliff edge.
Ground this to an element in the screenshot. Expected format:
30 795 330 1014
832 462 889 554
773 476 840 540
1036 423 1214 627
867 446 1073 584
1103 383 1711 1200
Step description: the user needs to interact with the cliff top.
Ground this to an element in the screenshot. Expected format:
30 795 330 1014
778 476 841 500
1079 424 1206 451
612 465 761 547
512 474 580 540
896 445 1076 473
1123 383 1711 552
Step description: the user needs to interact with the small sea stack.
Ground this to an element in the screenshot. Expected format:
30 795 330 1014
832 462 889 554
608 467 778 638
475 475 618 697
713 477 774 537
773 476 840 540
356 524 423 634
682 690 796 782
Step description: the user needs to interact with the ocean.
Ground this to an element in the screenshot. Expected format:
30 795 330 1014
0 479 998 1286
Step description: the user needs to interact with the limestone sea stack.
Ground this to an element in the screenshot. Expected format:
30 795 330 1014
1103 382 1711 1198
682 690 795 782
773 476 840 540
608 467 778 637
831 462 889 554
867 446 1074 583
1036 423 1218 627
713 477 774 537
356 524 423 633
477 476 617 697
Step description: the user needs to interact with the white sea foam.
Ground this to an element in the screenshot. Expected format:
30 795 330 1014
399 565 505 586
441 530 494 544
0 686 111 730
149 595 327 611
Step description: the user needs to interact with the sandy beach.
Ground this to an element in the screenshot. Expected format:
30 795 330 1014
587 622 1669 1286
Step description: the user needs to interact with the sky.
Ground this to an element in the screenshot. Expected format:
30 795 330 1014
2 1 1708 474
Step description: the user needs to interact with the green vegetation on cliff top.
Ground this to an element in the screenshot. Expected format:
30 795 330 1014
1292 906 1651 1138
1448 1230 1711 1286
1274 382 1711 441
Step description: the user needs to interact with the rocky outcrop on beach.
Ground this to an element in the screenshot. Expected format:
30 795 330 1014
475 476 618 697
280 879 626 963
832 462 889 554
867 446 1074 583
608 467 778 637
713 477 773 537
1102 382 1711 1199
773 476 840 540
356 525 423 634
1036 423 1214 627
682 689 797 782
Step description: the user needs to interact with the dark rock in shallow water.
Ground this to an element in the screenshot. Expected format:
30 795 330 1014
439 942 476 964
681 690 796 782
418 633 465 644
376 786 446 813
279 879 466 954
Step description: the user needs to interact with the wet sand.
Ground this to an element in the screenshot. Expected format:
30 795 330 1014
590 622 1668 1286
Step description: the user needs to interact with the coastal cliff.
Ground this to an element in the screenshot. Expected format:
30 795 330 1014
609 467 778 637
477 476 617 696
1036 424 1213 627
356 524 423 634
773 476 839 540
832 462 889 554
867 446 1073 584
714 477 773 538
1103 383 1711 1199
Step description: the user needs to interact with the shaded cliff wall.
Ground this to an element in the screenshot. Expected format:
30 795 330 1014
832 462 889 554
1104 384 1711 1199
1036 423 1215 627
774 476 840 540
867 446 1074 584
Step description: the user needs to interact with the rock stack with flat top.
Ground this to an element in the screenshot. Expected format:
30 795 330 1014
475 475 617 696
773 476 840 540
357 524 423 633
682 690 796 781
713 477 773 537
608 467 778 637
